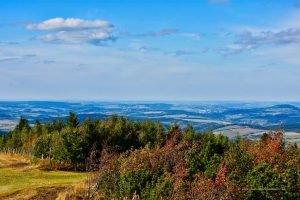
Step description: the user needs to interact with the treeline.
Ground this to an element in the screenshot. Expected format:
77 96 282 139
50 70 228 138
0 113 300 199
0 112 176 169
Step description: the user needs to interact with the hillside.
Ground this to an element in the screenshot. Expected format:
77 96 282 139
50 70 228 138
0 113 299 199
0 153 86 200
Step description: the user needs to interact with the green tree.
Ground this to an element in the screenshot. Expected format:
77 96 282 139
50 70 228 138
66 112 79 128
15 117 31 132
155 120 166 145
0 135 5 149
33 134 51 158
52 127 87 164
33 120 42 135
183 123 195 141
246 163 282 200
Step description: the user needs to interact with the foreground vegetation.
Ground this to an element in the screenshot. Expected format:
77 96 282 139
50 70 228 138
0 113 300 199
0 153 86 199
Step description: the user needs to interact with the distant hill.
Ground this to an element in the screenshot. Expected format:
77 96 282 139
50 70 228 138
1 101 300 139
268 104 300 110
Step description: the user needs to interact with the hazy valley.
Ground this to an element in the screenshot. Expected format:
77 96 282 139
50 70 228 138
1 101 300 144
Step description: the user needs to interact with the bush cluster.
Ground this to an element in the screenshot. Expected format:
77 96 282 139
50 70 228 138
95 130 300 199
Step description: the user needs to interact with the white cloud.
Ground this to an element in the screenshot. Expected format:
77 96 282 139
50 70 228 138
226 13 300 55
223 26 300 55
27 18 181 45
181 33 203 40
216 44 255 56
27 18 112 30
236 28 300 47
36 29 117 45
137 28 178 37
0 57 20 62
27 18 116 45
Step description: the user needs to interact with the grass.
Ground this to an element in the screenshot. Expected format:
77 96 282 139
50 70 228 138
0 153 86 199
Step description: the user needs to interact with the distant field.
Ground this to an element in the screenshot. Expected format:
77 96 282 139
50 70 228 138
214 125 300 145
0 153 86 200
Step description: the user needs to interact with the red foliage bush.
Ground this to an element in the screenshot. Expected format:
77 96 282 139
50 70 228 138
93 129 300 199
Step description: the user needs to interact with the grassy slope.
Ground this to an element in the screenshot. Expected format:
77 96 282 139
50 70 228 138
0 153 86 199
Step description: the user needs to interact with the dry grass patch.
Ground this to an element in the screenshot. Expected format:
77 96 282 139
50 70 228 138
0 153 86 199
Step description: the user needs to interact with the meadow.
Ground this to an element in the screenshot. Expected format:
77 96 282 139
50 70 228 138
0 153 86 200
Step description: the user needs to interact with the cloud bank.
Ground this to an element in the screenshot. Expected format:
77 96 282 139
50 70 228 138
27 18 179 45
221 27 300 55
27 18 113 30
27 18 116 45
236 28 300 47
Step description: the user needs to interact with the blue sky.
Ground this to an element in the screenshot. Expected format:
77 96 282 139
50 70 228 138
0 0 300 101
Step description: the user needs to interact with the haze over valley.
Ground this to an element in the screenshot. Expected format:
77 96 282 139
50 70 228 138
1 101 300 144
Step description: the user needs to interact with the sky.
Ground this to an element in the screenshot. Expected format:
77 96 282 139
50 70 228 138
0 0 300 101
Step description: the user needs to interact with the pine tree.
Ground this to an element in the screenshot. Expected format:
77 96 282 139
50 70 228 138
56 117 64 131
66 112 79 128
15 117 31 132
33 120 42 135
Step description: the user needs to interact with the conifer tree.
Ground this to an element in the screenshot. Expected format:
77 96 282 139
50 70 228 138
66 112 79 128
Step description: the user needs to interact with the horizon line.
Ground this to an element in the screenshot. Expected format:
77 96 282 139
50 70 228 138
0 99 299 104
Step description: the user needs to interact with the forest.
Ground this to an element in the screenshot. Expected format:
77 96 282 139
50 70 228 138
0 112 299 199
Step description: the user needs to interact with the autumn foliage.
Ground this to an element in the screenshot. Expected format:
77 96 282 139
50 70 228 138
94 128 300 200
